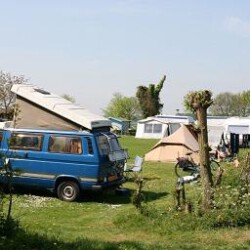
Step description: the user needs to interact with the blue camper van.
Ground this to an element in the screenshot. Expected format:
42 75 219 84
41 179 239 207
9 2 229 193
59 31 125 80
0 128 128 201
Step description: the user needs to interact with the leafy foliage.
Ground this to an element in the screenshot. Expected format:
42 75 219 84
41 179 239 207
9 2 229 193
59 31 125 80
184 90 213 113
0 71 27 119
136 75 166 118
103 93 141 120
131 177 145 212
0 157 18 237
209 90 250 117
240 90 250 116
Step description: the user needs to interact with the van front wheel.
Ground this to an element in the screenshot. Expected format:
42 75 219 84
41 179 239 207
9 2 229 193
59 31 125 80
57 181 80 202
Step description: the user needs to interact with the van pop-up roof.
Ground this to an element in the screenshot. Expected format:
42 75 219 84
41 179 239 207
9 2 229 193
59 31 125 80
11 84 111 131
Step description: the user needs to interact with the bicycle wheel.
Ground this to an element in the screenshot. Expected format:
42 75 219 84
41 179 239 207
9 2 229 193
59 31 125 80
174 161 198 178
174 162 184 177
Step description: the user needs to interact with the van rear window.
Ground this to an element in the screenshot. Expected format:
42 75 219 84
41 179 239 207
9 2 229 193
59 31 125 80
48 136 82 154
96 134 121 156
96 135 110 155
9 133 43 151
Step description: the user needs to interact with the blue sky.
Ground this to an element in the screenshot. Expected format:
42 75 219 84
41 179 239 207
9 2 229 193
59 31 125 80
0 0 249 115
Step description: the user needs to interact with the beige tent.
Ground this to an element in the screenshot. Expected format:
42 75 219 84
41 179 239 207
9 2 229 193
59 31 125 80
145 125 200 163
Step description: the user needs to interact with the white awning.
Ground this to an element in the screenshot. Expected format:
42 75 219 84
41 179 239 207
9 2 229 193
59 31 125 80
227 125 250 134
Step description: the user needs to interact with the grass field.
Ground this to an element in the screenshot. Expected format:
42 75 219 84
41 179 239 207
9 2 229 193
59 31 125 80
1 136 250 250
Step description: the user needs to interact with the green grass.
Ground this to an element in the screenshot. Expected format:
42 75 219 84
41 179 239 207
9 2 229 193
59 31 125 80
1 136 250 250
119 136 158 159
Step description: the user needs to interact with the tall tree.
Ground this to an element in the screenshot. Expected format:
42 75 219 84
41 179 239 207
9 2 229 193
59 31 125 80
0 71 27 118
209 92 235 116
103 93 141 120
241 90 250 117
136 75 166 118
184 90 214 211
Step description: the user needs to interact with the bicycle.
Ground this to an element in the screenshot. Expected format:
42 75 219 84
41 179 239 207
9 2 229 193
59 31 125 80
174 153 221 210
174 152 220 179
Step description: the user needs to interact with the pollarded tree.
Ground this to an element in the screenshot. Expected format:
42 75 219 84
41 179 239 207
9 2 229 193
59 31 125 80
0 71 28 119
184 90 214 211
136 75 166 118
103 93 141 121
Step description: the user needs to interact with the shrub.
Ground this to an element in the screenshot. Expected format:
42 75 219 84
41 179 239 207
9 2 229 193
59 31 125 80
0 156 19 237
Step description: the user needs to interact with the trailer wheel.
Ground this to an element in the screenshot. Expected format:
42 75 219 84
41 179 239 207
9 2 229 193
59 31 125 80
57 181 80 202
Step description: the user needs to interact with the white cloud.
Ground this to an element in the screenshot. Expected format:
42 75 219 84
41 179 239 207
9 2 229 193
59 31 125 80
224 16 250 37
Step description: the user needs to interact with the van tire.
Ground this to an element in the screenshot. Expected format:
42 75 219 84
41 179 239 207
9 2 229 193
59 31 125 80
57 181 80 202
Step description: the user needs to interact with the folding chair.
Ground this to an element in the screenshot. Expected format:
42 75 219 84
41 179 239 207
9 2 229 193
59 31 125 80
124 155 143 179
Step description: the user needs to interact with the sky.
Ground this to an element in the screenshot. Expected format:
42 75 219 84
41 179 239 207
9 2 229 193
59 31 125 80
0 0 250 116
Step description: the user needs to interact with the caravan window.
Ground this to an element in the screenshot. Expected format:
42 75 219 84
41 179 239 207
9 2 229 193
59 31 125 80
153 124 162 133
48 136 82 154
9 133 43 151
144 124 162 133
169 123 181 134
144 124 153 133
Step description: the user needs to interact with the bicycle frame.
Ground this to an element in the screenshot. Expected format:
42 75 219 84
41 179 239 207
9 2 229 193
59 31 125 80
175 155 220 178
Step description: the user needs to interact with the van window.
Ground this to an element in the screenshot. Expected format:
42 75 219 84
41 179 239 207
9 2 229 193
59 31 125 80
86 138 93 155
48 136 82 154
0 132 3 147
96 134 121 156
96 135 109 155
109 134 121 151
9 133 43 151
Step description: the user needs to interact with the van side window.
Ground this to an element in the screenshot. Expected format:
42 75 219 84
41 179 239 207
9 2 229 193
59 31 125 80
48 136 82 154
0 132 3 144
9 133 43 151
86 138 93 155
